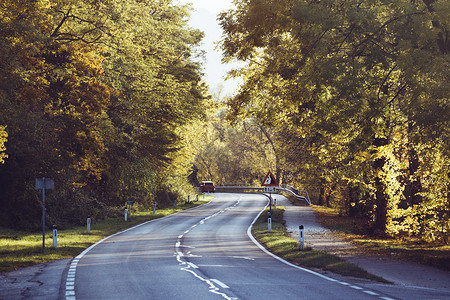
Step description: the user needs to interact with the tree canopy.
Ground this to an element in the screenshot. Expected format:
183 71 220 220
0 0 209 229
217 0 449 242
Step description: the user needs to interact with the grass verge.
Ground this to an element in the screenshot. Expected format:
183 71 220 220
252 206 389 283
313 205 450 271
0 196 213 273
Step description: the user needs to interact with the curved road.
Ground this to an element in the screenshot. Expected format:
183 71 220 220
64 193 411 299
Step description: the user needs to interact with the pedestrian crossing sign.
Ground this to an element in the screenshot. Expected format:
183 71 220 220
262 171 278 186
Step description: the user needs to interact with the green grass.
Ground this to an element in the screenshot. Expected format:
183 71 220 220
0 196 213 273
252 207 389 283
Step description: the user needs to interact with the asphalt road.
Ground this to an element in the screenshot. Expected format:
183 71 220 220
62 193 405 300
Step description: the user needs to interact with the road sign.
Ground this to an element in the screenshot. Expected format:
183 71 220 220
261 171 278 186
35 177 54 251
35 178 54 190
264 187 276 193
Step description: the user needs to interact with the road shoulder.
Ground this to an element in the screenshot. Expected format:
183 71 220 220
276 195 450 290
0 258 69 300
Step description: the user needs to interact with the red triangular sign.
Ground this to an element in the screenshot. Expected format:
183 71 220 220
262 171 278 186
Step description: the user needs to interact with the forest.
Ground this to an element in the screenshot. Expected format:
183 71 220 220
0 0 210 229
212 0 449 243
1 0 448 244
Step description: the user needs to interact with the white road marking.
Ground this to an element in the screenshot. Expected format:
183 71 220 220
247 199 389 300
363 290 379 296
187 262 199 269
198 265 225 267
350 285 363 290
211 279 230 289
230 256 254 261
175 198 240 300
64 203 206 300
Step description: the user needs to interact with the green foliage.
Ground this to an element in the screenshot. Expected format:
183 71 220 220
219 0 449 242
194 105 277 184
0 0 208 229
0 126 6 164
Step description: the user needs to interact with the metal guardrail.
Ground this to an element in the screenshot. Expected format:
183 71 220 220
215 185 311 205
279 184 311 205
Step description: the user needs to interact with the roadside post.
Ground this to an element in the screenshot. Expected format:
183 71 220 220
268 211 272 233
269 193 272 214
299 225 304 250
124 208 128 221
153 202 156 214
187 195 190 204
262 171 279 216
52 225 57 248
126 201 133 219
87 216 91 233
35 177 54 251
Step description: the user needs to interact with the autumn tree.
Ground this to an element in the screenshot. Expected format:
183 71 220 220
219 0 449 240
0 0 209 229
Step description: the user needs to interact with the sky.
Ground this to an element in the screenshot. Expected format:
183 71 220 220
177 0 242 98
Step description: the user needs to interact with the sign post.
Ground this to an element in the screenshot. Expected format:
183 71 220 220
87 216 91 233
261 171 278 214
35 177 54 251
52 225 57 248
126 201 133 219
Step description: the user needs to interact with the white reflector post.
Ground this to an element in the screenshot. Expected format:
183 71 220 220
299 225 304 250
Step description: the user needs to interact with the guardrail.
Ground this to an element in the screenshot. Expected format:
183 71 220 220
215 185 311 205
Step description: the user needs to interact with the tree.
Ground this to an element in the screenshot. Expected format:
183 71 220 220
219 0 449 240
0 0 210 228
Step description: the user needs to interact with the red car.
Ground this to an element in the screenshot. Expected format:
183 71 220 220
201 181 215 193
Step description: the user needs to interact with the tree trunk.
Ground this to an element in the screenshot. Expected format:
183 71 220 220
372 137 388 234
319 175 325 206
406 120 423 206
319 174 332 207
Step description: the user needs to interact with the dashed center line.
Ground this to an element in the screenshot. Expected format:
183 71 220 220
175 198 241 300
349 285 363 290
363 290 380 296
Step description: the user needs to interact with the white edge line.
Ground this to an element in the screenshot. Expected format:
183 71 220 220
247 199 387 299
247 202 338 283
